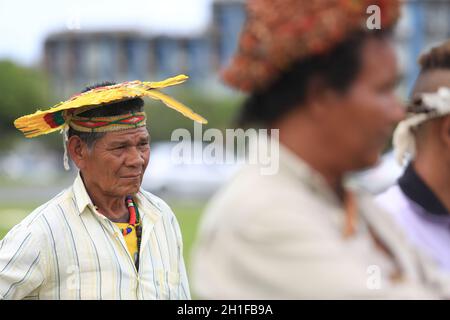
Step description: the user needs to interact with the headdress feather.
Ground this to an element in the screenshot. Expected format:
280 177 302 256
14 74 207 138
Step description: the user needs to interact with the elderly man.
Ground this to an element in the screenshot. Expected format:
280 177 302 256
376 41 450 287
191 0 439 299
0 75 206 299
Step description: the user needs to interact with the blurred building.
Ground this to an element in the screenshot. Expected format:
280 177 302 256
395 0 450 96
43 0 448 98
43 0 246 97
211 0 246 69
44 31 215 96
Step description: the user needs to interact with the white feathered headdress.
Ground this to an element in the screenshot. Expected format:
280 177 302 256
393 87 450 165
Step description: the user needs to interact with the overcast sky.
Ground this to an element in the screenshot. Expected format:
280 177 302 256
0 0 213 66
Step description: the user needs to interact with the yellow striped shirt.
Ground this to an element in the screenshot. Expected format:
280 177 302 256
0 173 190 300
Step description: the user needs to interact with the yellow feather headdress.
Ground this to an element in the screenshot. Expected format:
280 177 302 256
14 74 207 138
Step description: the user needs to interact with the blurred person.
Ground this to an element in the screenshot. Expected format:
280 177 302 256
191 0 440 299
376 41 450 291
0 75 207 299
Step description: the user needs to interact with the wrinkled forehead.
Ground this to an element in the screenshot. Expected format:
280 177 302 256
412 69 450 99
101 127 150 144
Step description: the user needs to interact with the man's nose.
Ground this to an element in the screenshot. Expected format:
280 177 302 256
126 146 145 167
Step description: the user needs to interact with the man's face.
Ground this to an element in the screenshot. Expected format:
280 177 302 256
81 127 150 197
321 37 404 171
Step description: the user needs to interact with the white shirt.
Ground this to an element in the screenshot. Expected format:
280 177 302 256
191 144 438 299
375 165 450 298
377 185 450 272
0 173 190 300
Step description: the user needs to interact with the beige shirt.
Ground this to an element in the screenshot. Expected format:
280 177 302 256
191 144 438 299
0 173 190 300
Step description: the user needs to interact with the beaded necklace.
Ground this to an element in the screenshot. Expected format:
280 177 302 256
122 195 140 235
122 195 142 270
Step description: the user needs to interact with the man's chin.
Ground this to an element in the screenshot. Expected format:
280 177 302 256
350 153 381 172
117 182 141 196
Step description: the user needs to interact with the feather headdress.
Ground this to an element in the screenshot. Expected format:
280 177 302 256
14 74 207 138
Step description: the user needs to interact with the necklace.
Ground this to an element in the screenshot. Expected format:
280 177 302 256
122 195 142 270
343 190 357 238
121 195 140 236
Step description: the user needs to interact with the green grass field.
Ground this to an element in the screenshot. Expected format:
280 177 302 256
0 200 205 281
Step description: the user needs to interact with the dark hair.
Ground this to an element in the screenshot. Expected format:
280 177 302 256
419 40 450 71
237 30 391 127
68 81 145 148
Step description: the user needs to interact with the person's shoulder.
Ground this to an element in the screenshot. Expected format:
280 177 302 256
373 184 410 215
375 184 403 201
200 163 317 233
1 188 72 250
137 189 184 238
357 184 413 239
209 163 304 207
14 187 73 233
138 188 175 218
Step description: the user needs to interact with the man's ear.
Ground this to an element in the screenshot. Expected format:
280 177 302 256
67 136 88 170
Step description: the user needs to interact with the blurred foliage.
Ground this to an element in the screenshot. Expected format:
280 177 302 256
0 60 55 150
141 88 244 142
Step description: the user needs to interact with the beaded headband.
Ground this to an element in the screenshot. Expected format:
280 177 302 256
68 111 147 133
393 87 450 165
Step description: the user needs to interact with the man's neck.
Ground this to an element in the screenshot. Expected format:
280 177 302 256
81 175 129 222
414 156 450 214
277 118 345 201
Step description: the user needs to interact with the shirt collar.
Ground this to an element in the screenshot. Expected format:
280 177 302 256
73 171 94 215
133 191 162 226
398 163 449 216
278 143 342 206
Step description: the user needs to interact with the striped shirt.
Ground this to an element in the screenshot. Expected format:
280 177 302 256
0 173 190 300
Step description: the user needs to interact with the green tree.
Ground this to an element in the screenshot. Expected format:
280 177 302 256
143 88 244 142
0 60 52 149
